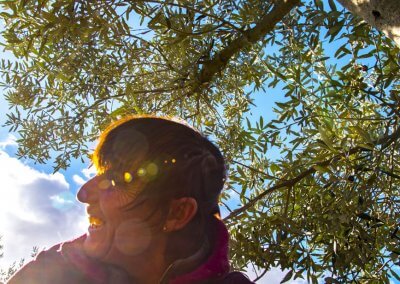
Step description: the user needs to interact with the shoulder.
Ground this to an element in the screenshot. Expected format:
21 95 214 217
219 271 255 284
7 236 92 284
8 236 131 284
8 243 73 284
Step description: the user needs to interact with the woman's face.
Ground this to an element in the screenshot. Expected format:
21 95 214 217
76 171 163 263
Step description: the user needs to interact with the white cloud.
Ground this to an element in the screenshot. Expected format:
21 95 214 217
82 166 96 179
0 134 17 149
72 174 86 186
0 149 87 270
73 165 96 187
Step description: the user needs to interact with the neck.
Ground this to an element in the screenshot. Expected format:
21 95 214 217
130 259 167 284
111 241 168 284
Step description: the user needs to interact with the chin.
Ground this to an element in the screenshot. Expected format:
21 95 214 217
83 228 113 259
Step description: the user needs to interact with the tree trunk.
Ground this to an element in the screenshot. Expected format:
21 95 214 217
336 0 400 47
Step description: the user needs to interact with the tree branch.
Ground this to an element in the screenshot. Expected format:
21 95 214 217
223 151 347 222
223 125 400 222
377 123 400 150
191 0 301 93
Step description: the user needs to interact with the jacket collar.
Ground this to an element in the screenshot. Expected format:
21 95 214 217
168 218 230 284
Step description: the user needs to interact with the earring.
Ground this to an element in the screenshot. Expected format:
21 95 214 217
163 225 168 232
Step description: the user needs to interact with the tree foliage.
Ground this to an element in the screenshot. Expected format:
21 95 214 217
1 0 400 282
0 239 37 283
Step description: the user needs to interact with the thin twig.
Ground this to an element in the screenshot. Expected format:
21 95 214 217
253 268 268 282
232 159 279 180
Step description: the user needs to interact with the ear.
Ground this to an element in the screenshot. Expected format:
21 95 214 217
164 197 198 232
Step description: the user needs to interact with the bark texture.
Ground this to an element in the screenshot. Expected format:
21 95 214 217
337 0 400 47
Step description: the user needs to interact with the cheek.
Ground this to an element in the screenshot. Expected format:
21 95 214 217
114 219 153 256
100 189 139 211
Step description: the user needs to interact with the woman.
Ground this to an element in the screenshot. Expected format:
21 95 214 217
9 116 253 283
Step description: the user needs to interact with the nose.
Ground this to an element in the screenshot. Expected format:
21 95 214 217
77 177 96 203
77 175 111 203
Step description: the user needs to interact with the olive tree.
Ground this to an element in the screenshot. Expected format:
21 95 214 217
1 0 400 282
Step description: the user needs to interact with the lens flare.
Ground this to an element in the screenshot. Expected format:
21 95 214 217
124 172 133 183
137 168 146 177
99 179 112 189
147 163 158 176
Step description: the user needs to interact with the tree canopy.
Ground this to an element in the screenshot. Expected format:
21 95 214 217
1 0 400 282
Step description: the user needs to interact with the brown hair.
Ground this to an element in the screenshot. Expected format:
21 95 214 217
93 115 226 263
